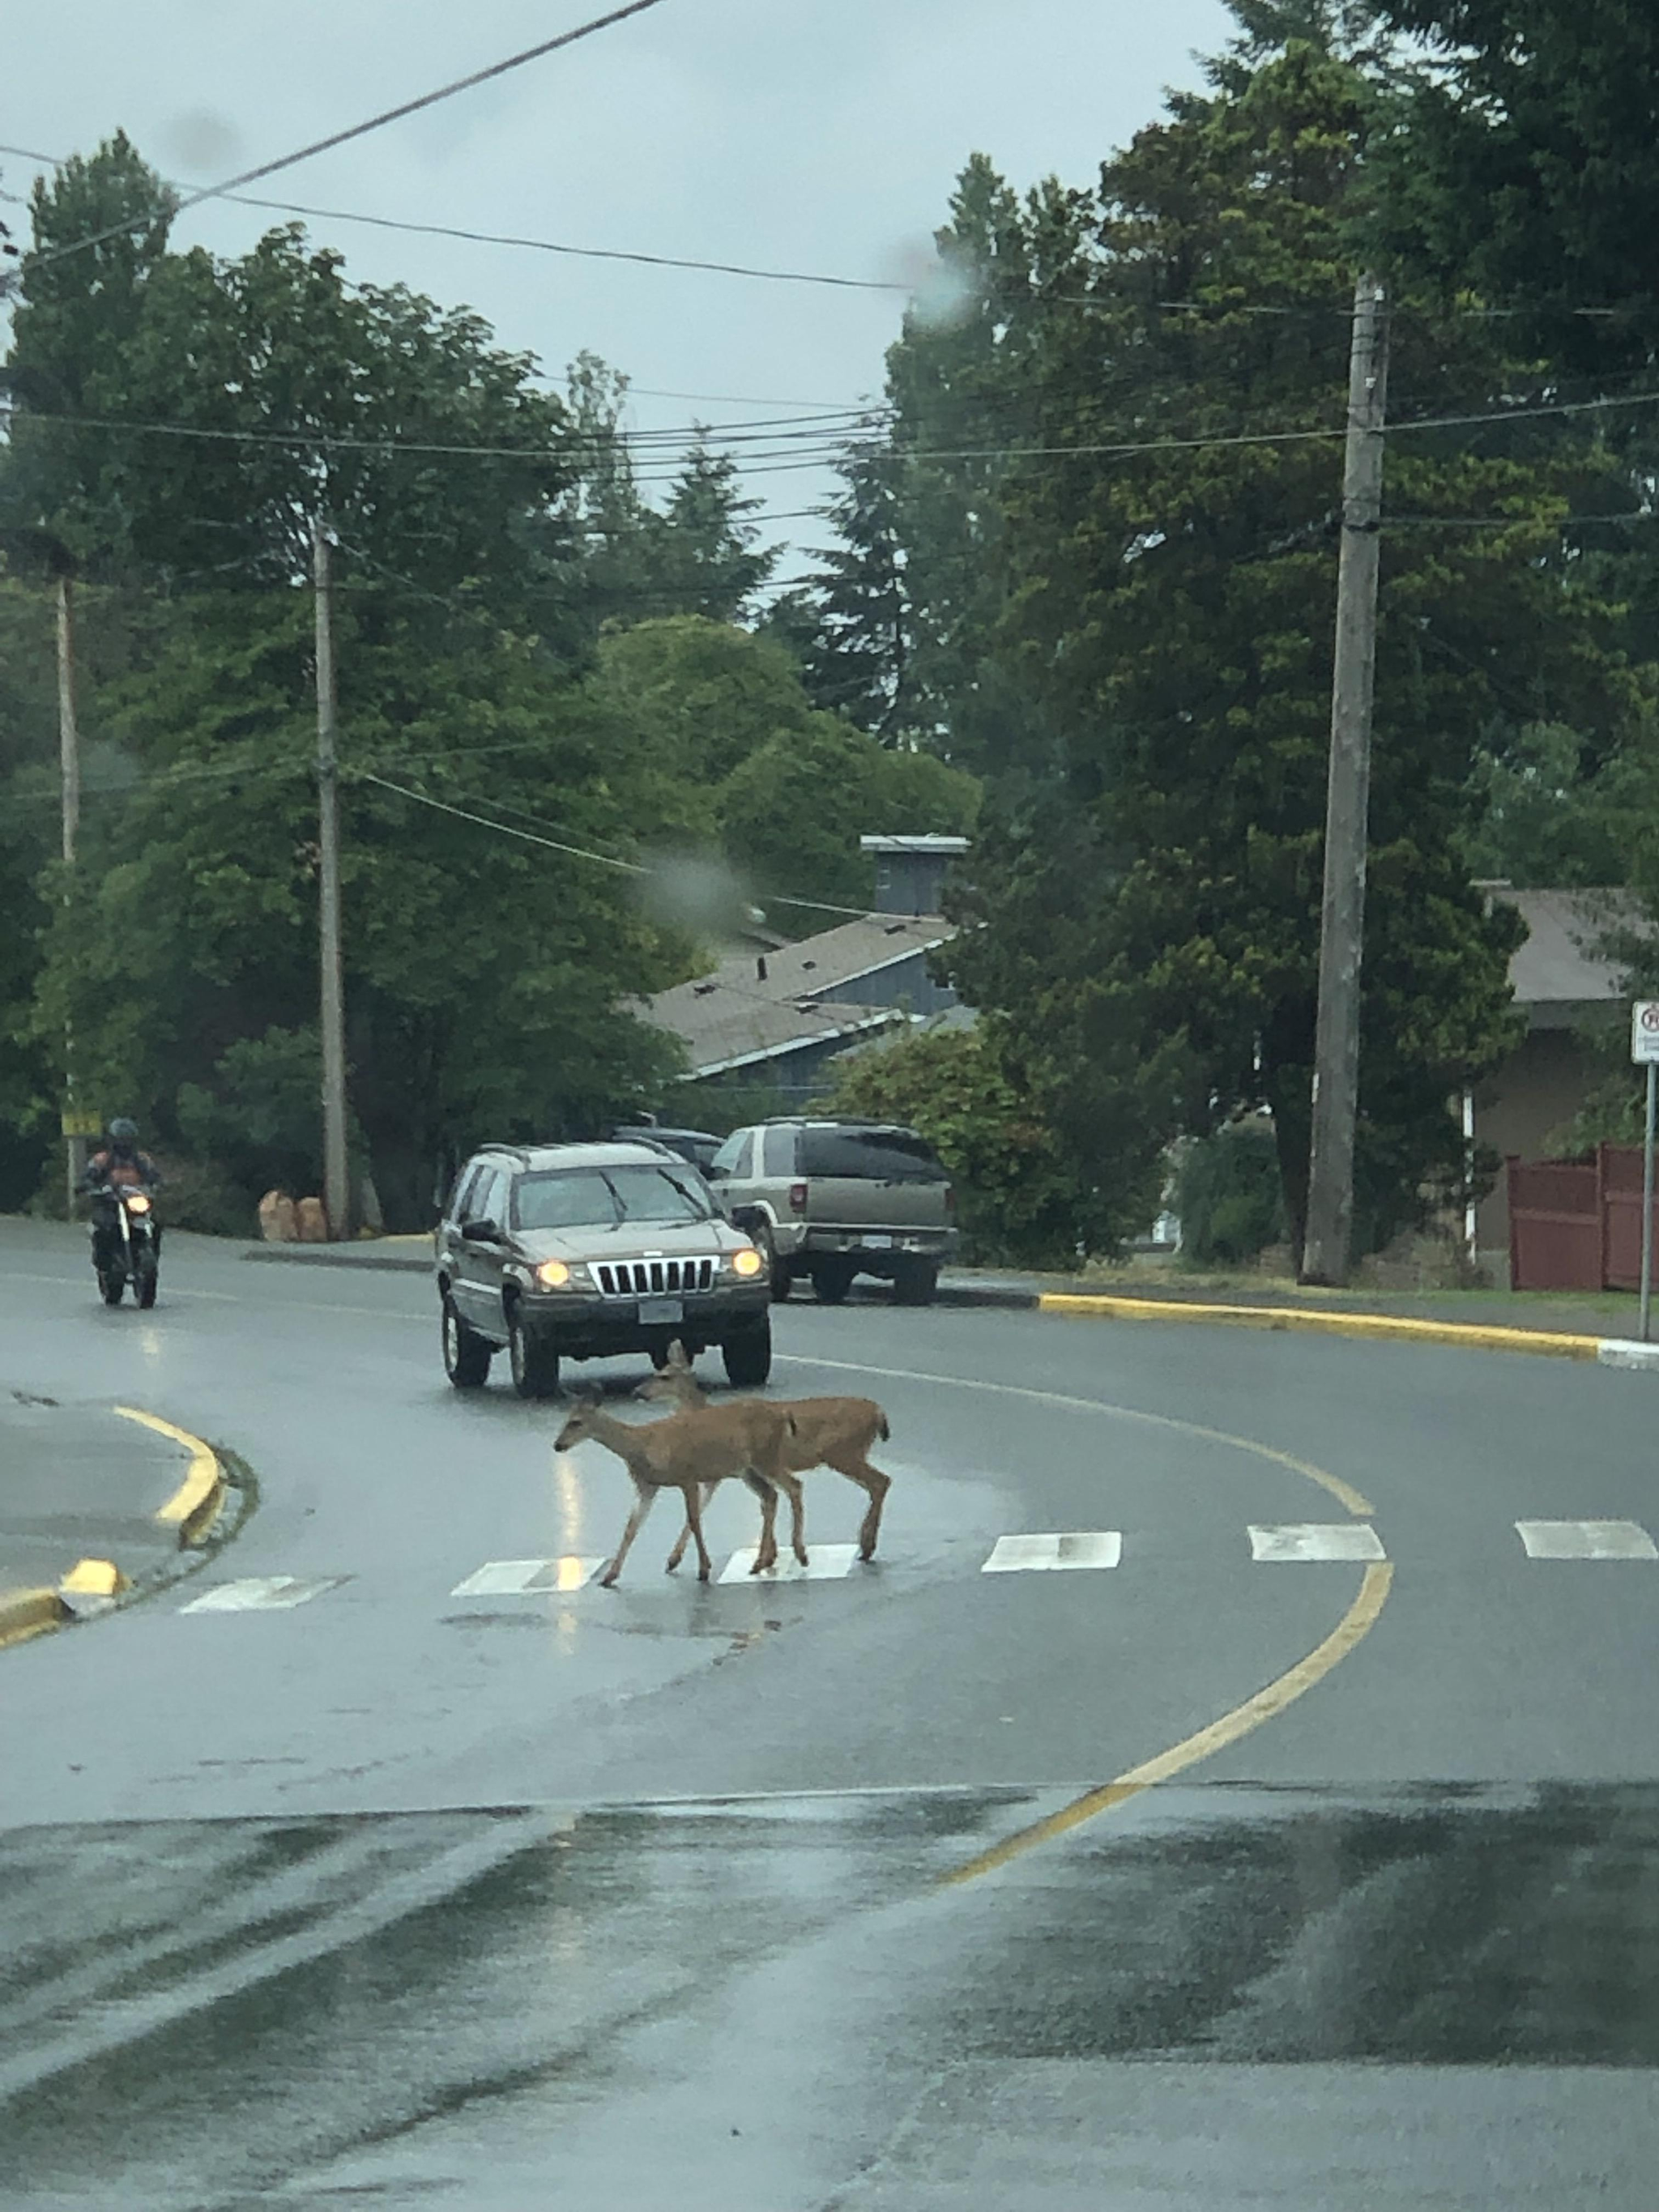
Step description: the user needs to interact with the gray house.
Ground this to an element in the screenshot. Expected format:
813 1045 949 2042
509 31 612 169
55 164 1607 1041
646 835 970 1097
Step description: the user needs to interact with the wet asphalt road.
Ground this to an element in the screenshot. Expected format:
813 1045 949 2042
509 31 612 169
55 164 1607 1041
3 1216 1659 2206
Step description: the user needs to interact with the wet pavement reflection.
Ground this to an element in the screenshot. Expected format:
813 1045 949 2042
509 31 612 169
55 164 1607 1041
5 1783 1659 2206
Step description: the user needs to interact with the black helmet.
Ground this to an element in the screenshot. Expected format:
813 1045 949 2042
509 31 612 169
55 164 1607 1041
108 1117 139 1146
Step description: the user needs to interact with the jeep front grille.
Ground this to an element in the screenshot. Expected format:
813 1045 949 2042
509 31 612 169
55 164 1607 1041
594 1256 717 1298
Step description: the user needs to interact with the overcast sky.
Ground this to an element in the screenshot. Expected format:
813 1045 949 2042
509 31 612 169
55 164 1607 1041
4 0 1235 580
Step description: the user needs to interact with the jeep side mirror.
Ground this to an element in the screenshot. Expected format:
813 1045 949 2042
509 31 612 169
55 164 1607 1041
461 1217 499 1244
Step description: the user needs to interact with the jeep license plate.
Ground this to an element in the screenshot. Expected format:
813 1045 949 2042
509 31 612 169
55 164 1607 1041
638 1296 684 1324
861 1234 893 1250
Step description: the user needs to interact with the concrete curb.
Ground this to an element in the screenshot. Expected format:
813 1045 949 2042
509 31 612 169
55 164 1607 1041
0 1586 69 1650
229 1234 1659 1362
242 1244 430 1272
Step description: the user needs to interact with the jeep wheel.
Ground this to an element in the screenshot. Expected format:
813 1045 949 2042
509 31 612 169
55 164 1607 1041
722 1319 772 1387
442 1294 493 1388
893 1259 940 1306
812 1259 855 1306
507 1303 560 1398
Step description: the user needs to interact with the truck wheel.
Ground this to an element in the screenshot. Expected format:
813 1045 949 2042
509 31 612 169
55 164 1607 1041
442 1294 493 1388
507 1303 560 1399
722 1319 772 1387
893 1259 940 1306
753 1221 791 1301
812 1259 854 1306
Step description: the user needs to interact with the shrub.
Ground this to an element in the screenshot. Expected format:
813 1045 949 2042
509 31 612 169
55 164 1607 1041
1174 1121 1286 1266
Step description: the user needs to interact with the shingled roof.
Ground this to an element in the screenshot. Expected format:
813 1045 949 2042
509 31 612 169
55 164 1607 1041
648 912 950 1077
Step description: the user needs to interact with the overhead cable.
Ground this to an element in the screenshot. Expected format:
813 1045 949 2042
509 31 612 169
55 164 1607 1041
19 0 669 275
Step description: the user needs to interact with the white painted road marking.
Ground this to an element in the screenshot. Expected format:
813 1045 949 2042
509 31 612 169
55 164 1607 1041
719 1544 859 1584
179 1576 350 1613
1248 1524 1387 1562
1515 1519 1659 1560
450 1558 607 1596
981 1532 1123 1574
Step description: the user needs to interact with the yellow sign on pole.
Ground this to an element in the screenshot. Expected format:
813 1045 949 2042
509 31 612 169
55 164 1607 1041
61 1110 103 1138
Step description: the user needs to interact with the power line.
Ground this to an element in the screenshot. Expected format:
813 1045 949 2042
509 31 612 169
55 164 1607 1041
359 770 889 923
20 1 670 277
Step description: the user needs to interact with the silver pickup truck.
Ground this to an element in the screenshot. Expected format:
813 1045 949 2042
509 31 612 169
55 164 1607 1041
706 1118 957 1306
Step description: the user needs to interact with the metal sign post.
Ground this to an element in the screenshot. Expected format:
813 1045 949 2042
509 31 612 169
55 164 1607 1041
1631 1003 1659 1340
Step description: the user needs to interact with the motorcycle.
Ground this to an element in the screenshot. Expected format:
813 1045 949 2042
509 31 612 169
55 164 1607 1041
91 1184 160 1308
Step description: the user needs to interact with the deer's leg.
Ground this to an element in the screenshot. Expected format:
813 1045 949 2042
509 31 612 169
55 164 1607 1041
832 1451 892 1561
601 1480 656 1588
770 1469 808 1567
680 1479 713 1582
741 1470 780 1574
666 1480 719 1574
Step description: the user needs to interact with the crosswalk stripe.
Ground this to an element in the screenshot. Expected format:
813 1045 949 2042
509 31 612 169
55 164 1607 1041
1248 1524 1387 1562
1514 1519 1658 1560
982 1532 1122 1573
178 1576 351 1613
450 1558 607 1596
718 1544 859 1584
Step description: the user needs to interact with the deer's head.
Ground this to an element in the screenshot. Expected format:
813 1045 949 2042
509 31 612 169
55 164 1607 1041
552 1387 604 1452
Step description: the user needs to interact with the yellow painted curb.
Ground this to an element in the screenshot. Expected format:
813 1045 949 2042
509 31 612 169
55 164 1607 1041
113 1406 227 1545
1037 1293 1601 1362
0 1586 69 1651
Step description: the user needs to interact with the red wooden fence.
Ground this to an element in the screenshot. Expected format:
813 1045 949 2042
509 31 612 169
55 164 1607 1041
1508 1145 1659 1291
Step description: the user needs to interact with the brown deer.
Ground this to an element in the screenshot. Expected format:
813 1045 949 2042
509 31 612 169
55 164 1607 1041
638 1341 893 1566
552 1387 805 1587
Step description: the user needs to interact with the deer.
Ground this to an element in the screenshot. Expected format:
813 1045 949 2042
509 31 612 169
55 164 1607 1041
552 1386 807 1587
637 1340 893 1567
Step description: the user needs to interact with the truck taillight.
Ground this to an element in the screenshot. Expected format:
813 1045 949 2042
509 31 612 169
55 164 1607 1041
788 1181 808 1213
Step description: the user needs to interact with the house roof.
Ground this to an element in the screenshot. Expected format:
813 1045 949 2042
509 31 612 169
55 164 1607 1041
859 834 971 855
1492 889 1645 1013
659 994 910 1080
648 912 952 1076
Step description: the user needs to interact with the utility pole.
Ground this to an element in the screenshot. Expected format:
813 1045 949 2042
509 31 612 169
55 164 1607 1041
313 516 351 1242
1300 273 1389 1286
57 571 86 1217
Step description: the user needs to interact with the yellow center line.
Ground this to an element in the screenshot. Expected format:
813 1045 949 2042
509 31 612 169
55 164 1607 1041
776 1352 1374 1516
941 1561 1394 1885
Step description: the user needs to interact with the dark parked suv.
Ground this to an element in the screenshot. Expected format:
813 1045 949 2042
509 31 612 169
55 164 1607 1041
708 1119 957 1305
436 1141 771 1397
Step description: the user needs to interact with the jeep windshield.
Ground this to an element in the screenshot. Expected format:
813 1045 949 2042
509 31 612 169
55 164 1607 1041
511 1165 714 1231
799 1128 949 1183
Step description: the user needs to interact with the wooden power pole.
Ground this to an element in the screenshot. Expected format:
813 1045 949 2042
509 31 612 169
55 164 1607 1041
1301 273 1390 1286
313 517 352 1242
57 572 85 1215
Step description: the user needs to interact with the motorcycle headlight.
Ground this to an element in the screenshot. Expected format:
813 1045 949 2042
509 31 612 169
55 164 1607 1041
125 1193 152 1215
535 1259 573 1289
731 1247 764 1279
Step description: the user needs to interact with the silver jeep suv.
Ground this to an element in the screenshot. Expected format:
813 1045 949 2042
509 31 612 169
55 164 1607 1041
707 1119 957 1306
436 1141 770 1397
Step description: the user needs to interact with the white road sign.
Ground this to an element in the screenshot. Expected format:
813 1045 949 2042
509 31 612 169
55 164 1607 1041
1634 1002 1659 1064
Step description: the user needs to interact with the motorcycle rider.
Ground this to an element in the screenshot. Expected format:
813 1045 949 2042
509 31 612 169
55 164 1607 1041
85 1117 162 1272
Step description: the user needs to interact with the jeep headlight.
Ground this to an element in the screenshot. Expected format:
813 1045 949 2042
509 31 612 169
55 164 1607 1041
535 1259 574 1289
731 1247 765 1279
